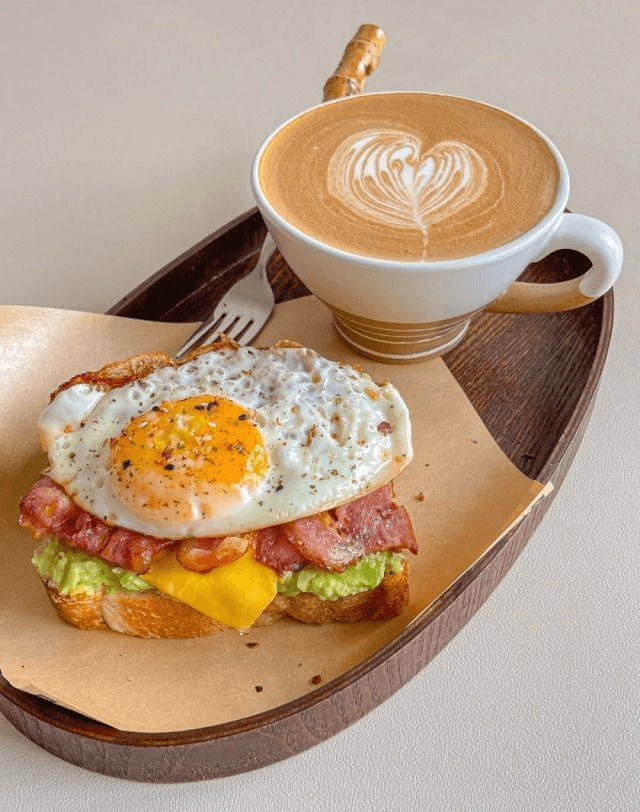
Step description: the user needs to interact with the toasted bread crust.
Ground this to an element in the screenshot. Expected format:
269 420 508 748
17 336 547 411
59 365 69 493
39 560 409 638
49 337 240 401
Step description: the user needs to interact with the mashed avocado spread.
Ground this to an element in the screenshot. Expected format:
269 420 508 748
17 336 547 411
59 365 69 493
277 551 404 600
33 537 403 600
32 537 152 596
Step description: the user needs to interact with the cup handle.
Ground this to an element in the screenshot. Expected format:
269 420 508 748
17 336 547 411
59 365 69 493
486 212 623 313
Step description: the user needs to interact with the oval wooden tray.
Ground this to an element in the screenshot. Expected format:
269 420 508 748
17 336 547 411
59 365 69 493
0 208 613 781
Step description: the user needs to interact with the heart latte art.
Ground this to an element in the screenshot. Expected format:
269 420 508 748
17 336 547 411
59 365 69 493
258 93 560 261
328 131 491 258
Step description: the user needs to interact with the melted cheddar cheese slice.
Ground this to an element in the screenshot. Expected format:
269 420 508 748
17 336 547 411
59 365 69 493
141 549 278 628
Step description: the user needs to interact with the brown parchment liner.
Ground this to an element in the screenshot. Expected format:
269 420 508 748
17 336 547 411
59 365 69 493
0 298 548 733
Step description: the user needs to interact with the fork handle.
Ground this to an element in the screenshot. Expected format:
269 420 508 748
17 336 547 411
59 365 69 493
322 24 387 102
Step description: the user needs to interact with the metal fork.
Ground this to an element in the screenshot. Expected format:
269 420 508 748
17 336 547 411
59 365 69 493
175 233 276 359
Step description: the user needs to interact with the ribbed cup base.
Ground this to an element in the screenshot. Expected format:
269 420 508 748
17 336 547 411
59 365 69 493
328 306 477 363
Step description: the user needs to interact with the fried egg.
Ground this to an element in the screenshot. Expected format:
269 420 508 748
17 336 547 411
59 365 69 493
38 345 412 538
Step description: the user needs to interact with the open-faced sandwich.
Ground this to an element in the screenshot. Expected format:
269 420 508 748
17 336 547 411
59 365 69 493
18 339 417 638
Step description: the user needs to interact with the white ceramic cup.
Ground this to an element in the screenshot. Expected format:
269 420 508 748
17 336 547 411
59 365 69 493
251 93 623 363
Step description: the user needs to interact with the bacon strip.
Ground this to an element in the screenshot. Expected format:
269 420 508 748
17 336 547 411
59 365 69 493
279 513 364 573
100 529 173 574
70 511 111 555
19 476 80 538
254 526 307 576
19 478 417 576
334 483 418 556
19 477 173 573
177 535 251 572
256 486 417 573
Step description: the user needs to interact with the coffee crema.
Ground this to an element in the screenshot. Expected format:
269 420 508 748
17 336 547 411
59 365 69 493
258 93 560 261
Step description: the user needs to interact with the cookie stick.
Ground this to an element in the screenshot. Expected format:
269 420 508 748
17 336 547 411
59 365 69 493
322 24 387 102
263 25 387 291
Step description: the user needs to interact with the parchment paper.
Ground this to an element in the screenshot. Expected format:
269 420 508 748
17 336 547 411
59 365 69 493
0 298 548 732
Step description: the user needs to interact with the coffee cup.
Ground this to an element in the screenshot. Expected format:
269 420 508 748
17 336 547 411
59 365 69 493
251 92 623 362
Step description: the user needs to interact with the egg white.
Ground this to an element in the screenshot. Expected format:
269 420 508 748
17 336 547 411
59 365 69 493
38 345 413 538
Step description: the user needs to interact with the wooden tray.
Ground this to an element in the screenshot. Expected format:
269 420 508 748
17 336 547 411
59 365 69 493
0 208 613 781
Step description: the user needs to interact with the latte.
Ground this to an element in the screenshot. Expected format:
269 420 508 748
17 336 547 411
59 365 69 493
258 93 560 261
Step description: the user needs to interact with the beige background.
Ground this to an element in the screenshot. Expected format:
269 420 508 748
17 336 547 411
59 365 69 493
2 0 638 807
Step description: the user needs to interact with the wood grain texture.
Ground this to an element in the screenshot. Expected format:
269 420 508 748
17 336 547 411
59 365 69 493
0 208 613 781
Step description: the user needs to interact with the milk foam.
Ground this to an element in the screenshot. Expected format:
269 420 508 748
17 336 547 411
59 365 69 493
328 130 493 258
258 93 559 261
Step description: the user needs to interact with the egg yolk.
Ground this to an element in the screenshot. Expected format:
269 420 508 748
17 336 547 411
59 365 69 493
109 395 268 528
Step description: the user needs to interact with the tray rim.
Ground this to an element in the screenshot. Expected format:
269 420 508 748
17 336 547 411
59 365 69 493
0 208 614 776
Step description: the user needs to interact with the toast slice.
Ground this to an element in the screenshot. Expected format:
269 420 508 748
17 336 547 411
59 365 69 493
39 559 409 638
